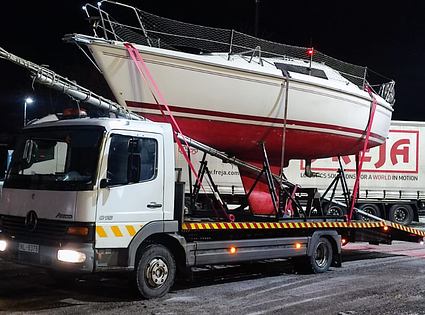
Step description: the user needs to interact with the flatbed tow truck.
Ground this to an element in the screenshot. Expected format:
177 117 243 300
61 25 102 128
0 47 424 299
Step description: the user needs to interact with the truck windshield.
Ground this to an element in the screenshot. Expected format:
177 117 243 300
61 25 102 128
5 126 104 191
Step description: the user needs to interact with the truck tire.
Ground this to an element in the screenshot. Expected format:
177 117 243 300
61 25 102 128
295 237 332 274
309 237 332 273
135 244 176 299
356 204 381 222
389 204 414 226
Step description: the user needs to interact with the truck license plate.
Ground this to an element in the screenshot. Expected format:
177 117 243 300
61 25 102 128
18 243 39 253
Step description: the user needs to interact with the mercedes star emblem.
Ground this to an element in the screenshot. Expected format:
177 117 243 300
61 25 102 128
25 210 38 232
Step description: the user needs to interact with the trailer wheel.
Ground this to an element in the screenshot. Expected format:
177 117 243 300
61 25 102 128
326 205 345 217
389 204 414 226
135 244 176 299
356 204 381 222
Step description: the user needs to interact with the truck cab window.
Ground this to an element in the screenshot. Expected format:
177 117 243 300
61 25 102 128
5 127 104 191
107 135 157 185
140 139 157 181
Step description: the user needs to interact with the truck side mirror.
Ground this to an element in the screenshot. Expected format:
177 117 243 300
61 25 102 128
21 140 35 169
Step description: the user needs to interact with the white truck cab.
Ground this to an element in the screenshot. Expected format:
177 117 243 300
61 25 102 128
0 117 178 274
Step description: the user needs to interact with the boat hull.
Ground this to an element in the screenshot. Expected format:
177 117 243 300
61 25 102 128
87 41 392 168
129 105 384 167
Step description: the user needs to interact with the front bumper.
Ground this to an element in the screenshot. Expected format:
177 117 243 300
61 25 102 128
0 237 95 273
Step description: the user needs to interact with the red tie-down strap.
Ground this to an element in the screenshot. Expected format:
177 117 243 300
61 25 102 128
124 43 234 222
348 86 378 221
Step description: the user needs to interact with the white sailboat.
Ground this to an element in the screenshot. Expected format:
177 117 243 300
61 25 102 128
67 2 395 214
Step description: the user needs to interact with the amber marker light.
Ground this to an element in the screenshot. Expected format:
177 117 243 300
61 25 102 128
229 247 237 254
341 238 347 245
295 243 302 249
67 227 89 236
383 225 389 231
62 108 88 117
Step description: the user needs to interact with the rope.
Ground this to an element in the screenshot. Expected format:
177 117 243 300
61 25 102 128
348 86 377 221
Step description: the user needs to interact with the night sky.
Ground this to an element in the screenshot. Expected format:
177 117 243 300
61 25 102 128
1 0 424 132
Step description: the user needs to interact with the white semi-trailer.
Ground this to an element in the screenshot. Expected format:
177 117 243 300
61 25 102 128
284 120 425 226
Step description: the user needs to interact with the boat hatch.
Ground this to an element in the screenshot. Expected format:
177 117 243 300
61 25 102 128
275 63 328 80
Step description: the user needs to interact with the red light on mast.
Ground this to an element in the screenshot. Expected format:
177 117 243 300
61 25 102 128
307 48 314 56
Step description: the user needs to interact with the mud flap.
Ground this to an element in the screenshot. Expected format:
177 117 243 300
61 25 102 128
332 251 342 267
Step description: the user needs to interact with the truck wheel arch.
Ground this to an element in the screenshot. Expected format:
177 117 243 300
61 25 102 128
127 221 182 269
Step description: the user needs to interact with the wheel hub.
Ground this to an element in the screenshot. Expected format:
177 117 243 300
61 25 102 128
395 208 407 222
315 243 329 268
327 207 342 216
146 258 169 288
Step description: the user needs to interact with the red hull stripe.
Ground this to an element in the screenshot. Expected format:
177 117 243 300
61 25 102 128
127 101 386 142
181 221 425 236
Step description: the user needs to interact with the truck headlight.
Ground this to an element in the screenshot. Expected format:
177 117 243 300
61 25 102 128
57 249 86 263
0 240 6 251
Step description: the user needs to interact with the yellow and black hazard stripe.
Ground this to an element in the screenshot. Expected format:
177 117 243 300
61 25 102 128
181 221 425 237
389 222 425 236
96 224 144 238
181 221 385 231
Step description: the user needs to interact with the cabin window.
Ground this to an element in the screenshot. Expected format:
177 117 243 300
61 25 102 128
107 135 157 186
5 126 104 191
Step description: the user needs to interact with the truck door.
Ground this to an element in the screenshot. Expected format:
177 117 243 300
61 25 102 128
96 131 164 248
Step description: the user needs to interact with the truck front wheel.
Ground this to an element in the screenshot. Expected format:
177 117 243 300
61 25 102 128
135 244 176 299
389 204 414 226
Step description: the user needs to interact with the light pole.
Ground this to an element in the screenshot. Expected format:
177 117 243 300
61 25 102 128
24 97 33 126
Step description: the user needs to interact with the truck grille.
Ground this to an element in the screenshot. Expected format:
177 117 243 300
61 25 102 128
0 215 93 244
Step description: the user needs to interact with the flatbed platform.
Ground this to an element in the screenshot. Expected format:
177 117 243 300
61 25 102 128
182 220 425 244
